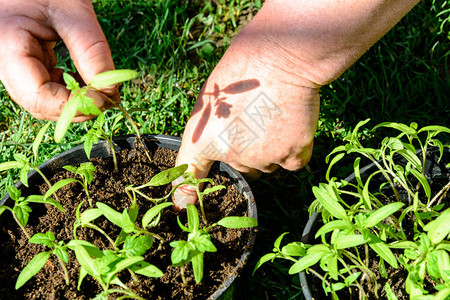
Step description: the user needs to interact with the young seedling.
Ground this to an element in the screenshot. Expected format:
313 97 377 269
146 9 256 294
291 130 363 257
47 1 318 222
73 200 117 249
96 202 165 242
170 203 257 285
178 172 226 224
54 70 138 143
0 186 64 239
81 113 123 172
125 164 189 205
15 231 70 290
68 239 163 300
44 162 96 207
0 122 57 200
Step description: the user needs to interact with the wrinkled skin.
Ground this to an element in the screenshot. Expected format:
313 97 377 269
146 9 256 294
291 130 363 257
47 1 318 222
0 0 419 209
0 0 118 121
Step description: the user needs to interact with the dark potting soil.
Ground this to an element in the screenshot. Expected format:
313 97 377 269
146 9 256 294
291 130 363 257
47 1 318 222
0 144 254 299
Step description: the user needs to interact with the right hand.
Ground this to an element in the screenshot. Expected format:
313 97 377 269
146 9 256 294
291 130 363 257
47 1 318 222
0 0 118 121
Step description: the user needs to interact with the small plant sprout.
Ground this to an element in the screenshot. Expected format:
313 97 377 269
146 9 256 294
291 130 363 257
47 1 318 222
178 172 226 224
68 238 163 300
125 164 188 205
256 121 450 299
16 231 70 290
0 122 57 199
55 69 138 143
44 162 96 207
96 202 164 242
171 203 257 285
0 186 64 239
82 113 123 172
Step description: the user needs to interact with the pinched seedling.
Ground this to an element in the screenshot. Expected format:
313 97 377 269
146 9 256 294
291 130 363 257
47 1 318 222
171 203 257 285
55 70 138 143
16 231 70 289
0 186 63 239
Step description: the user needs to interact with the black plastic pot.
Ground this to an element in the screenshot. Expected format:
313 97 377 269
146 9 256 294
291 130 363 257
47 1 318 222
1 134 257 300
299 148 449 299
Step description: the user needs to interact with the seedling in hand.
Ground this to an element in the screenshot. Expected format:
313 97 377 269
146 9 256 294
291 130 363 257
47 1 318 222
44 162 96 206
171 203 257 285
16 231 70 289
0 186 64 239
178 172 226 224
55 69 138 143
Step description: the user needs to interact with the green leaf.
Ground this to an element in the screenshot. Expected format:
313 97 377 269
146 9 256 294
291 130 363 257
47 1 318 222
142 202 173 228
437 250 450 281
130 261 164 278
32 122 51 161
54 246 69 264
389 241 418 249
80 208 103 224
289 252 323 274
395 149 422 172
96 202 123 228
186 204 199 232
89 69 138 89
14 204 31 226
274 232 289 250
44 178 78 200
15 251 51 289
217 216 258 228
315 220 354 238
434 288 450 300
424 208 450 245
81 129 101 159
110 256 144 279
312 184 348 220
344 271 361 286
147 164 188 187
335 234 369 249
409 169 431 201
373 122 417 136
281 242 307 257
192 253 204 284
123 235 153 257
7 185 21 201
29 232 56 247
364 202 404 228
384 283 399 300
77 266 88 291
326 152 345 182
67 240 103 258
26 195 65 213
253 253 278 275
63 73 80 91
121 209 136 233
72 245 98 278
202 185 226 195
55 97 78 143
368 234 398 268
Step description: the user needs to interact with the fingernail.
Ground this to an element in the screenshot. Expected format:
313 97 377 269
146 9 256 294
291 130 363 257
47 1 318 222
172 176 198 210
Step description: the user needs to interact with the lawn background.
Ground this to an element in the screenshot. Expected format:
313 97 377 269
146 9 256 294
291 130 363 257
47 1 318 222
0 0 448 299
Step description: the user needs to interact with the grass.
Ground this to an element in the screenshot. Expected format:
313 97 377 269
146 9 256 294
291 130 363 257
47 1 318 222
0 0 449 299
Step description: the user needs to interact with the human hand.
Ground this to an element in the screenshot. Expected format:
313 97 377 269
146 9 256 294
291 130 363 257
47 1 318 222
172 27 321 208
173 0 419 208
0 0 117 121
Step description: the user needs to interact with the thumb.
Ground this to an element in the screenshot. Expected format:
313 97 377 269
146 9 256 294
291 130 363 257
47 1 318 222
172 139 214 210
54 1 117 95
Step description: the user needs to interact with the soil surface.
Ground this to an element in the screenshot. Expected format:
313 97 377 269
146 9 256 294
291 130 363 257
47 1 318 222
0 140 254 299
